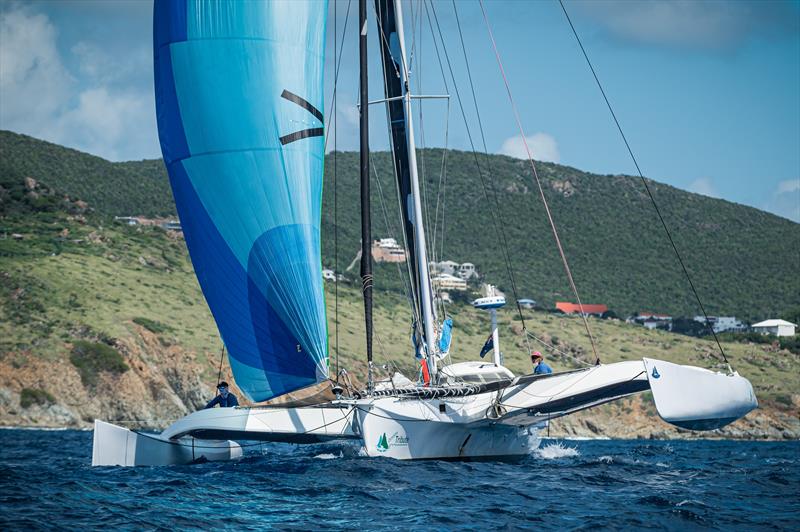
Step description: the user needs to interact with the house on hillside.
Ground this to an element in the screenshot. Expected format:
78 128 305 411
518 298 536 309
160 220 182 231
629 313 673 331
432 274 467 291
752 319 796 337
372 238 406 263
555 302 608 317
431 260 460 276
114 216 140 226
693 315 746 334
322 269 336 282
457 262 478 280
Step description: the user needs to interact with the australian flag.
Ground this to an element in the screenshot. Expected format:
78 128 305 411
479 334 493 358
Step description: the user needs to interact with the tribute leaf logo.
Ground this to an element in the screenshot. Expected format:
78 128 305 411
377 433 389 452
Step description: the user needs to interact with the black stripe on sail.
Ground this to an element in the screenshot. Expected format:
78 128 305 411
281 90 323 122
279 127 324 145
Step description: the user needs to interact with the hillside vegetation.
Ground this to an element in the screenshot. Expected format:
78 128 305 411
2 130 797 320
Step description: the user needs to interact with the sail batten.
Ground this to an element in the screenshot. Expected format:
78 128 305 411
154 0 329 402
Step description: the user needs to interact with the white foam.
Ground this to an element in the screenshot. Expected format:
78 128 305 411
313 451 343 460
534 442 580 459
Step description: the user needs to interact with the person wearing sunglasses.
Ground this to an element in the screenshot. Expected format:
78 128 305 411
204 381 239 409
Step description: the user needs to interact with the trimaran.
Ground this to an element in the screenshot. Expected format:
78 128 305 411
93 0 757 465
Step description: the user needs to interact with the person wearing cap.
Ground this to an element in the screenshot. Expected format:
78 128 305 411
204 381 239 409
531 351 553 375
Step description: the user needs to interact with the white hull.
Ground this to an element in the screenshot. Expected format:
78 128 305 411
92 358 757 465
357 400 541 460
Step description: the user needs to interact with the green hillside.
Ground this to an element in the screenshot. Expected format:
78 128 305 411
0 131 174 217
2 129 798 320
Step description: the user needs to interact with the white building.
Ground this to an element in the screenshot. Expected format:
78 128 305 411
322 269 336 282
752 319 796 337
372 238 407 262
693 316 746 334
432 273 467 291
458 262 477 280
517 298 536 309
161 220 182 231
432 260 460 276
114 216 139 226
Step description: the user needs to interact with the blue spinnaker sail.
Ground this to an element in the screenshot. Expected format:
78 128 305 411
153 0 329 402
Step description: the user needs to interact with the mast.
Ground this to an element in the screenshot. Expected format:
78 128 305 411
359 0 374 392
375 0 438 378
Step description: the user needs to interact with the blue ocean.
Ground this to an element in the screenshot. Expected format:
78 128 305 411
0 430 797 530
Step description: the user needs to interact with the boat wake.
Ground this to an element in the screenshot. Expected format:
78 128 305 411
534 442 580 459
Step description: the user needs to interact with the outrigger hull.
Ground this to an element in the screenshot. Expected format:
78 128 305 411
92 358 757 465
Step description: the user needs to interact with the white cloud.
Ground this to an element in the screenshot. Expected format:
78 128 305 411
776 179 800 195
765 179 800 223
0 5 74 134
49 87 158 162
0 4 157 161
499 133 560 163
688 177 719 198
575 0 799 50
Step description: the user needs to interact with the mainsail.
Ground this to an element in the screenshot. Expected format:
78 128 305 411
153 0 329 401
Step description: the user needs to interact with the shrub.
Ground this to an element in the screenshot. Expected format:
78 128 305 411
69 340 128 386
20 388 55 409
132 317 172 334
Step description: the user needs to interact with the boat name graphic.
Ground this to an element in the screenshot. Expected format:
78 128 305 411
376 432 409 452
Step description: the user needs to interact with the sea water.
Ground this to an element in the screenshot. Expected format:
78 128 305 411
0 430 798 530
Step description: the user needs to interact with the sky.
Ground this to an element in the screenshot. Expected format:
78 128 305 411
1 0 798 222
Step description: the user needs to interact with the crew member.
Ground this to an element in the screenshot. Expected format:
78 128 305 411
531 351 553 375
204 381 239 409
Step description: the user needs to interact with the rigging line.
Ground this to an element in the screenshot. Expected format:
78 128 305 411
334 0 338 379
370 151 417 321
556 0 730 367
427 1 523 305
324 0 353 153
478 0 600 365
434 110 451 320
427 0 531 350
332 0 351 379
525 330 592 368
450 0 533 355
420 3 452 320
215 345 225 386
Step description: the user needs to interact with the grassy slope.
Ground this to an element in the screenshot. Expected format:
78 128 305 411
2 130 798 320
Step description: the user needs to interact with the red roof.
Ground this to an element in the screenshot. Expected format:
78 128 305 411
555 302 608 314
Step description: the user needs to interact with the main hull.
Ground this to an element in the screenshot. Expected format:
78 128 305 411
357 400 541 460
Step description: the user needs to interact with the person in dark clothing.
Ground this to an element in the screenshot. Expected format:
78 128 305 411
531 351 553 375
205 381 239 409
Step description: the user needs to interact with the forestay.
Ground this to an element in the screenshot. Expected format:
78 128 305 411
153 0 329 401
